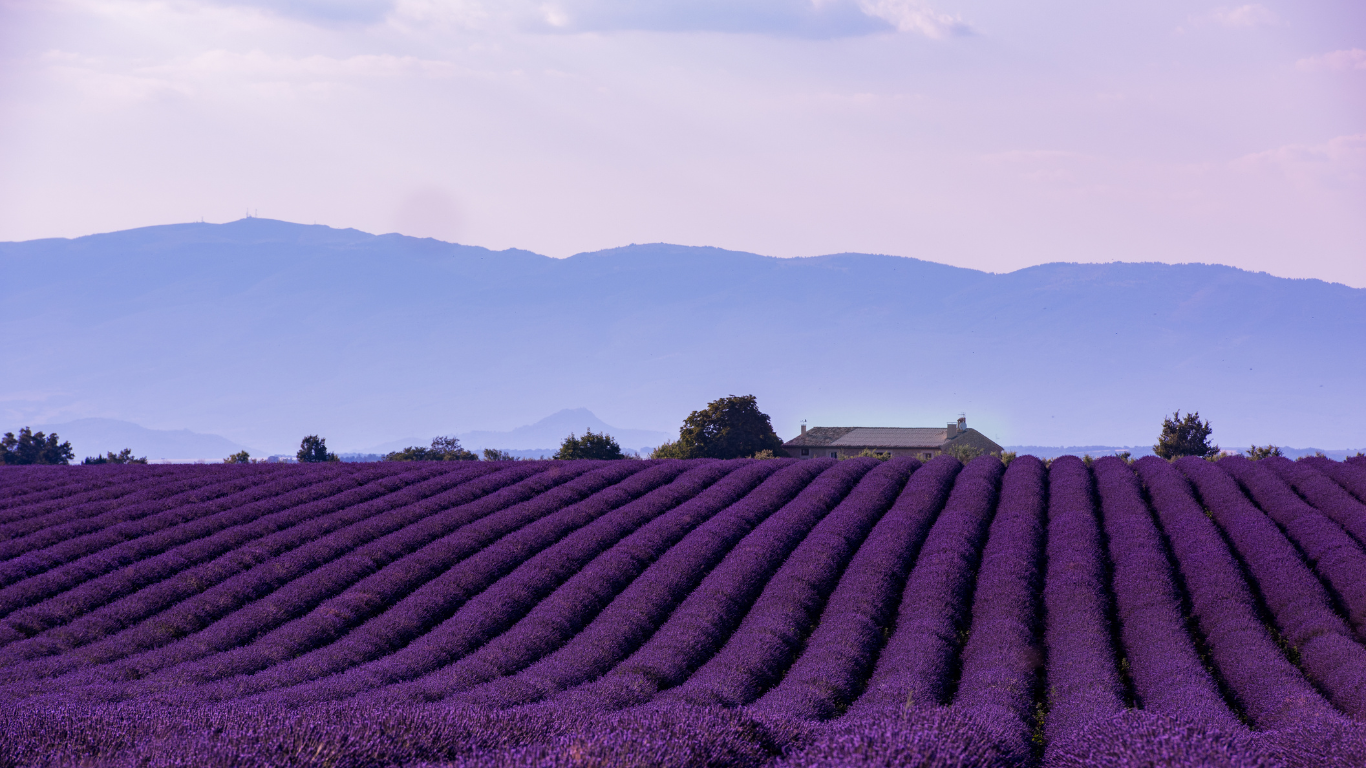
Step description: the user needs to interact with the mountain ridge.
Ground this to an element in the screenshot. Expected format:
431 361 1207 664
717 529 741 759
12 218 1358 290
2 219 1361 451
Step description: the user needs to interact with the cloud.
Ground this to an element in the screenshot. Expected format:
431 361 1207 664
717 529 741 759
206 0 967 38
39 47 472 108
1208 4 1277 27
163 50 464 80
1296 48 1366 72
1234 133 1366 189
1178 4 1277 33
202 0 395 23
854 0 970 38
520 0 891 37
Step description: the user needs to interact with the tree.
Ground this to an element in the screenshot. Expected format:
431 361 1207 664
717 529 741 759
82 448 148 465
659 395 785 460
224 450 253 464
384 436 478 462
0 427 75 465
1154 411 1219 460
297 435 340 463
1245 445 1283 460
554 430 624 460
482 448 519 462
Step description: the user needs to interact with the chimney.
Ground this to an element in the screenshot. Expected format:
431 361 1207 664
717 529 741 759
800 424 807 436
958 416 967 432
946 421 957 439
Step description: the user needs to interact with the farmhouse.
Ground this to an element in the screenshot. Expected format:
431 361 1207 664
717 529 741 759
782 416 1003 460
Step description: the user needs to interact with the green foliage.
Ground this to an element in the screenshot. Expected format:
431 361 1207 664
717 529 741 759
665 394 785 460
482 448 519 462
0 427 75 465
650 440 689 459
1116 451 1133 464
554 430 624 460
839 449 891 462
82 448 148 465
224 450 253 464
1245 444 1283 460
297 435 340 463
385 436 478 462
945 442 984 464
749 449 784 460
1000 451 1018 467
1154 410 1218 460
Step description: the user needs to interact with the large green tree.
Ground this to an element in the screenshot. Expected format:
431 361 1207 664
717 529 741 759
653 395 785 460
297 435 340 463
384 435 478 461
1154 411 1219 460
554 430 625 460
0 427 75 465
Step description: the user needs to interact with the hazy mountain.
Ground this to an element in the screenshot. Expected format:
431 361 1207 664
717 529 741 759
458 408 667 453
29 418 254 461
360 409 669 456
3 218 1363 452
357 437 432 456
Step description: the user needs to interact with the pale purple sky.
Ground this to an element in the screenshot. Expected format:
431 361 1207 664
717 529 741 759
2 0 1363 285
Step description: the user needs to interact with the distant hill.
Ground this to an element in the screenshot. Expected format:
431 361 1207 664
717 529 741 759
360 409 669 457
29 418 253 461
3 218 1363 451
457 408 668 454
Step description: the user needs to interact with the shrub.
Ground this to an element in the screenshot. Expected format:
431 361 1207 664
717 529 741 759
82 449 148 465
554 430 624 460
385 436 477 462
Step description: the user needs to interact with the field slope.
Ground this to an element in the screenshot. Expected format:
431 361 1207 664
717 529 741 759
1 455 1365 767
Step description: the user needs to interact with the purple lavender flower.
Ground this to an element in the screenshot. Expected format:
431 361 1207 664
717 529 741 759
1176 456 1366 718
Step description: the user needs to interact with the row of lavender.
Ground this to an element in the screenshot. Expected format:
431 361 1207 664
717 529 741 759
1 455 1365 766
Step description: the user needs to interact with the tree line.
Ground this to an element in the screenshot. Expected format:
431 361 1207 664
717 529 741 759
0 427 147 465
1 405 1342 467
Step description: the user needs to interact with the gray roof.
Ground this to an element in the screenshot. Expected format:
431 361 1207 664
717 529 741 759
784 427 857 447
784 426 949 449
942 428 1005 456
832 428 948 448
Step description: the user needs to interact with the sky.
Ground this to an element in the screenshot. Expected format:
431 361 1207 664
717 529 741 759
0 0 1363 286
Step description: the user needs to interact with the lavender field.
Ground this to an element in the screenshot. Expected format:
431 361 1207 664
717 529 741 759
1 454 1365 767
